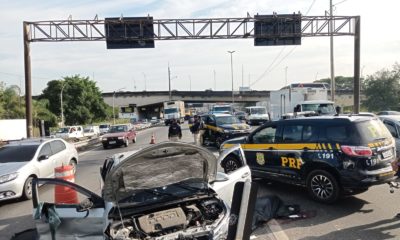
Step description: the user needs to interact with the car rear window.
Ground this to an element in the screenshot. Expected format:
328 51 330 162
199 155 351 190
356 119 392 143
0 145 39 163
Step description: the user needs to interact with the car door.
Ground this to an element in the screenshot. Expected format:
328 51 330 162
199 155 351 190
277 123 317 180
50 140 69 168
243 123 281 175
32 178 105 239
211 145 252 207
36 143 55 178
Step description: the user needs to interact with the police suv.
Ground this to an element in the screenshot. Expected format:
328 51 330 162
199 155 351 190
201 113 251 148
221 116 397 203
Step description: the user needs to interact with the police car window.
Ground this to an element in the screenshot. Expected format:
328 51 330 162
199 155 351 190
282 125 303 143
383 121 398 138
302 125 318 142
252 126 276 143
326 126 348 142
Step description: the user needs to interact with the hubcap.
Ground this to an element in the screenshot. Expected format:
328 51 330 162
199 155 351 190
311 174 334 199
225 159 238 173
25 179 32 197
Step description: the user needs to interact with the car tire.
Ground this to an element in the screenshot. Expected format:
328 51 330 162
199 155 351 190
22 176 34 200
223 156 241 173
306 170 340 204
132 136 137 143
69 159 77 174
103 144 108 149
124 138 129 147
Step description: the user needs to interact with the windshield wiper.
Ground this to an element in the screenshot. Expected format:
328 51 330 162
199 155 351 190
174 182 206 192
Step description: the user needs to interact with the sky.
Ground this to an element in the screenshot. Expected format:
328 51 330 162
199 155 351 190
0 0 399 95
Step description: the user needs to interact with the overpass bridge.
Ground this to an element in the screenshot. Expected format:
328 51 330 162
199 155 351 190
102 90 270 120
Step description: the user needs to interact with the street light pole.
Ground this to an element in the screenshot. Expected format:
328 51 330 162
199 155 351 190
168 63 171 101
60 82 66 127
228 51 235 104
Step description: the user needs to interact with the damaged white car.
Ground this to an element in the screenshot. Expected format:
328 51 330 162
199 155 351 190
32 142 251 239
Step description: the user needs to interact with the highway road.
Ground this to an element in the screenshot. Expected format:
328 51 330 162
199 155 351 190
1 123 400 240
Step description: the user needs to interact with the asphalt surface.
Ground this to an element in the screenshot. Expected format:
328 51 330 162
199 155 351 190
1 123 400 240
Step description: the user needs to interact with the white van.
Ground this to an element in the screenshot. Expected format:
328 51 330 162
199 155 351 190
83 125 100 138
55 126 84 139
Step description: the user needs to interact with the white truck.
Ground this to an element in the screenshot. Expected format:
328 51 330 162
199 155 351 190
245 106 270 125
83 125 100 138
55 126 85 139
163 101 185 125
0 119 27 141
270 83 336 120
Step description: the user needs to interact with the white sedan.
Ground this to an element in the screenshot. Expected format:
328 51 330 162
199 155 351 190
0 138 78 201
32 142 251 239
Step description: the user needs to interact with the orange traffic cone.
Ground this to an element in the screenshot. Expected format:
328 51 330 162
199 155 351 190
54 164 78 204
150 133 156 144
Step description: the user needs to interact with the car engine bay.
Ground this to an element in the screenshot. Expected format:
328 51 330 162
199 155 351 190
106 198 226 240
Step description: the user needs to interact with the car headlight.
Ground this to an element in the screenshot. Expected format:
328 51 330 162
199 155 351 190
118 136 124 139
223 129 231 133
0 173 18 184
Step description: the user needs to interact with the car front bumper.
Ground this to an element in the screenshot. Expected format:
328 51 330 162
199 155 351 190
102 138 125 146
0 177 24 201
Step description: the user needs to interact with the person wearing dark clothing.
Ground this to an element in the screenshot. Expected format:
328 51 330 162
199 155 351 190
168 119 182 141
190 115 204 145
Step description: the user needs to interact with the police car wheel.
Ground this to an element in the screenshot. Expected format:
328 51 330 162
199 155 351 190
223 157 240 173
306 170 340 204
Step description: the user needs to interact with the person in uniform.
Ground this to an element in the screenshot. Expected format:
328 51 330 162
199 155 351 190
168 119 182 141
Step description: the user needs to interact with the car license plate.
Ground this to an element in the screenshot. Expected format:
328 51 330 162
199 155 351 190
382 149 393 159
109 141 116 144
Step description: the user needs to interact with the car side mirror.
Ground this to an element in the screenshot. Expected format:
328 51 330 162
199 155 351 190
213 172 230 182
38 155 49 161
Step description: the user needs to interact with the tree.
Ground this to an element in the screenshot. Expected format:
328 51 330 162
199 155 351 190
363 63 400 111
0 83 24 119
32 99 57 127
41 75 111 125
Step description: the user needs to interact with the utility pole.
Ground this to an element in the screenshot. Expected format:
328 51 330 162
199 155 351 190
60 82 66 127
189 75 192 91
213 70 216 90
284 66 288 86
23 22 33 138
330 0 335 102
354 16 361 114
168 63 171 101
228 51 235 104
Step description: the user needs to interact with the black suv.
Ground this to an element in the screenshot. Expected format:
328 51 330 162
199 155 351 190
201 113 251 148
221 116 397 203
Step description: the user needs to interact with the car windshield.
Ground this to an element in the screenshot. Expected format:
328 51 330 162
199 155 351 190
118 180 206 205
0 145 39 163
213 106 231 112
302 103 336 115
99 124 109 128
356 119 392 143
216 116 241 125
250 108 266 114
109 125 128 133
57 127 69 133
165 108 178 114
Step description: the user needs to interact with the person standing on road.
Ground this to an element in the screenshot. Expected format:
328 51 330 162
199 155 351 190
168 119 182 141
190 115 204 146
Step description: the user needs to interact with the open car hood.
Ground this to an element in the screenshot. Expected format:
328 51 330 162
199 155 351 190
102 142 217 203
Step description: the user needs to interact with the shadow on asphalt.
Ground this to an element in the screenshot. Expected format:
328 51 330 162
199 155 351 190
253 179 374 232
0 214 34 240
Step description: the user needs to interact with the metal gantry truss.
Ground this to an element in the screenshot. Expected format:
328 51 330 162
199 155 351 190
26 15 357 42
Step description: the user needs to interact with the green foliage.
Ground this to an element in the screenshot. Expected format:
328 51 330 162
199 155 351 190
314 76 365 90
0 84 24 119
363 63 400 111
41 75 111 125
33 99 57 127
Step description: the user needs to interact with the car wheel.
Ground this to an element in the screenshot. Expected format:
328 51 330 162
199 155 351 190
103 144 108 149
124 138 129 147
306 170 340 204
223 156 241 173
69 160 77 174
22 177 34 200
132 136 137 143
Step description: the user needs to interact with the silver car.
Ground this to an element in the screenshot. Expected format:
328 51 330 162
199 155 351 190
32 142 251 239
0 138 78 201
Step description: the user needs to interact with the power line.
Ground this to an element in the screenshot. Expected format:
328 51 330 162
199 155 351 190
250 0 316 88
333 0 349 6
0 71 53 80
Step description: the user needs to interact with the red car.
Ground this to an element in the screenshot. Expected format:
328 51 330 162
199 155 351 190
101 124 136 149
